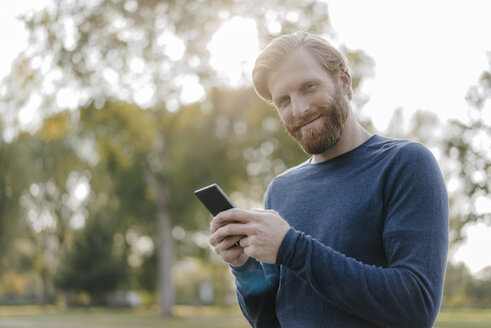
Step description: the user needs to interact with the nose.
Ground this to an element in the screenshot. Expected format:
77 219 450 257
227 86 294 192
290 94 309 118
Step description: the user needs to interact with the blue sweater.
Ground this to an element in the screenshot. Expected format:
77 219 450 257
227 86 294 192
232 135 448 327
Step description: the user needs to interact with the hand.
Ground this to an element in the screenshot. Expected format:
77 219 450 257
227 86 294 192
210 208 291 264
209 232 250 267
209 217 249 267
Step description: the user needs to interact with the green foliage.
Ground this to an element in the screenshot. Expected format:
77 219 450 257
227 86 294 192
0 137 31 256
134 252 157 294
0 127 89 303
443 262 491 308
79 102 157 228
442 54 491 244
443 262 474 308
55 101 159 300
55 216 127 305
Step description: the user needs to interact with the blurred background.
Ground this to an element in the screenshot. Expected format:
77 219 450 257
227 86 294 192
0 0 490 326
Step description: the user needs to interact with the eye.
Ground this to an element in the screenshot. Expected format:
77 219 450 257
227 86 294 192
303 82 317 91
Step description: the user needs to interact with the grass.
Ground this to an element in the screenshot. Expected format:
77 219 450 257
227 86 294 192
0 306 490 327
435 308 491 328
0 305 249 328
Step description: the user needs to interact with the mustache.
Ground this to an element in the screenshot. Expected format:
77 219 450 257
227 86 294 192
290 112 322 131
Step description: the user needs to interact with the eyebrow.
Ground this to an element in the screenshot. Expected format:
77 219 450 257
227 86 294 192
300 78 323 86
272 78 324 104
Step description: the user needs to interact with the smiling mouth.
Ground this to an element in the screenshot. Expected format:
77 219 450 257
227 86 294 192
301 115 322 129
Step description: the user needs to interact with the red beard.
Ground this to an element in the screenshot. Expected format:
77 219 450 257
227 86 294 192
284 87 349 155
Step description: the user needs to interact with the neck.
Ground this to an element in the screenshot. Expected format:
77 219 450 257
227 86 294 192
311 110 372 163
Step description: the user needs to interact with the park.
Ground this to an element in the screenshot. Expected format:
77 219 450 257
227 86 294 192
0 0 490 326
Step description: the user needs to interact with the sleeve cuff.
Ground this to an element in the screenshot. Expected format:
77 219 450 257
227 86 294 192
231 257 273 295
231 257 261 275
276 227 302 266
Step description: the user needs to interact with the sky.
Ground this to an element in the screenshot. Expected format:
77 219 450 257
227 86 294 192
1 1 491 274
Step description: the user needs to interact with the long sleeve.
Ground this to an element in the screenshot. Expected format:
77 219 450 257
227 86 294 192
275 142 449 327
231 258 280 327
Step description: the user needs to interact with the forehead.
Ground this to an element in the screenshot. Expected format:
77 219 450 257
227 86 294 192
267 48 332 98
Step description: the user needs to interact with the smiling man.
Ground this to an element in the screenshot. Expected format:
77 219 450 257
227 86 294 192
209 32 448 327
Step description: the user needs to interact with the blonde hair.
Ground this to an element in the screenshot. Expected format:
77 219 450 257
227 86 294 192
252 31 352 102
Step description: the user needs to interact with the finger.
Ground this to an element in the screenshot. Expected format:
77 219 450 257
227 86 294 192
220 246 245 264
213 208 257 228
225 235 242 250
238 235 249 248
213 223 251 242
210 219 239 234
211 224 246 246
213 235 242 255
209 233 241 249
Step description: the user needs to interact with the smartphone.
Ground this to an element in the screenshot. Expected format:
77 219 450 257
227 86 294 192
194 183 235 216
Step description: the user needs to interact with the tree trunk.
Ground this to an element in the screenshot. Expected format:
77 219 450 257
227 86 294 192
41 268 49 306
144 152 175 318
157 190 174 317
63 291 71 308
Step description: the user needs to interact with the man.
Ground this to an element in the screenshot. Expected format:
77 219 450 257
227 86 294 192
209 32 448 327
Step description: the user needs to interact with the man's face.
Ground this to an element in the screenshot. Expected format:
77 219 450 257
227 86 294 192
267 48 350 155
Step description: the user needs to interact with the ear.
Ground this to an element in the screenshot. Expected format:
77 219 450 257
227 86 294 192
339 68 352 100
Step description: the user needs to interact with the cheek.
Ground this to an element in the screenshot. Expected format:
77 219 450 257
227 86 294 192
276 109 292 126
312 93 335 108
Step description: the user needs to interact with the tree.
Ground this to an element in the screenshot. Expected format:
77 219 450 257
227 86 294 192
442 262 491 308
442 53 491 245
52 101 157 305
55 215 127 306
442 262 473 307
5 115 88 305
